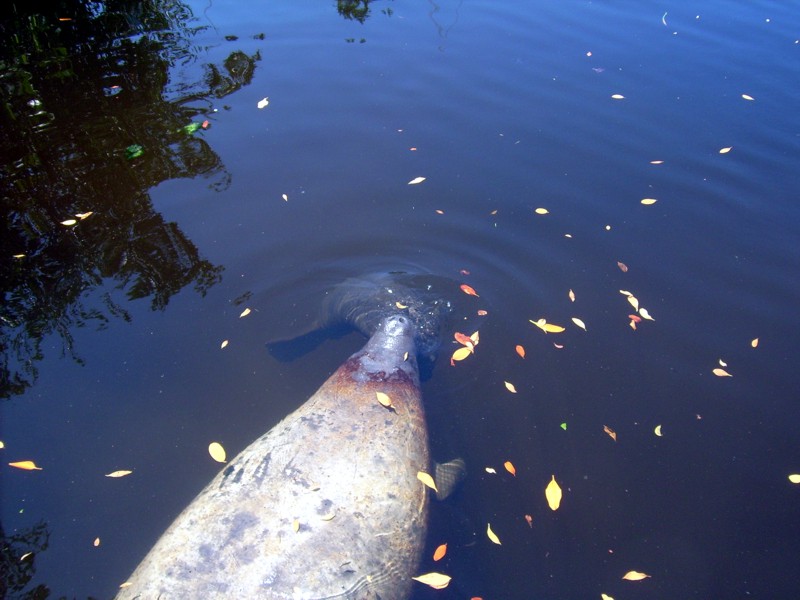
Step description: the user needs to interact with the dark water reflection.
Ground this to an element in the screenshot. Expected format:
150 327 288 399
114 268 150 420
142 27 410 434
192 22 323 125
3 0 800 598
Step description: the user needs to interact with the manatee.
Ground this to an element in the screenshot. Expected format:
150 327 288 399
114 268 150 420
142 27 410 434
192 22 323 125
116 305 457 598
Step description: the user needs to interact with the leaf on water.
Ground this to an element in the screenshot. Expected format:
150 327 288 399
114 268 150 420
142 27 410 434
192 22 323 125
638 307 654 321
417 471 438 492
504 461 516 476
454 332 475 348
719 146 732 154
530 319 566 333
485 467 497 474
545 475 562 510
654 424 663 436
525 514 533 527
535 208 549 215
105 470 132 478
571 317 587 331
504 381 517 393
617 261 628 272
408 176 426 185
603 425 617 442
450 346 472 364
560 422 567 430
640 198 657 205
433 543 447 561
220 340 229 349
282 193 288 201
9 461 42 471
629 319 637 330
622 570 651 581
486 523 502 545
751 338 759 348
718 358 727 367
435 209 444 214
553 342 564 349
650 160 664 165
239 307 251 318
627 296 639 311
742 94 754 101
61 219 77 226
257 97 269 109
788 474 800 484
412 572 451 590
515 345 525 359
93 537 100 547
619 290 632 297
376 392 395 411
568 289 575 302
611 94 625 99
208 442 227 463
460 284 479 297
477 309 488 316
628 314 642 323
712 368 732 377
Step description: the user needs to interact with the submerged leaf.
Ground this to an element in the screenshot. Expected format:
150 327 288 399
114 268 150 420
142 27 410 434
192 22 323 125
545 475 562 510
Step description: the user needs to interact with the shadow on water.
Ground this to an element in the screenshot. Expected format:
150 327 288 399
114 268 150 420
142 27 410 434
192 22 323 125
0 0 267 402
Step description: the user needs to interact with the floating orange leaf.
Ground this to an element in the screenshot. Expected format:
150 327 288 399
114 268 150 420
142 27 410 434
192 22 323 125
105 469 132 478
208 442 227 463
454 332 474 348
433 543 447 561
504 461 516 476
9 461 42 471
486 523 502 545
622 570 651 581
412 572 451 589
515 345 525 358
545 475 562 510
460 284 479 297
417 471 438 492
627 296 639 311
477 309 488 316
628 314 642 323
524 514 533 527
712 368 732 377
504 381 517 393
603 425 617 442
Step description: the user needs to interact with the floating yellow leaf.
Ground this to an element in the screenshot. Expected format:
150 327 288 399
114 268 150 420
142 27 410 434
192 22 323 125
61 219 77 226
742 93 754 101
504 381 517 393
417 471 438 492
712 368 732 377
220 340 229 349
627 296 639 311
93 537 100 547
412 572 451 590
450 346 472 363
9 461 42 471
640 198 657 205
530 319 566 333
571 317 587 331
119 582 133 589
619 289 632 296
515 344 525 359
105 470 132 478
208 442 227 463
408 176 426 185
622 570 651 581
486 523 502 545
601 595 615 600
433 543 447 561
545 475 562 510
789 474 800 484
504 461 516 476
654 424 663 437
611 94 625 99
535 208 549 215
568 289 575 302
604 425 617 442
239 307 251 318
751 338 759 348
719 146 732 154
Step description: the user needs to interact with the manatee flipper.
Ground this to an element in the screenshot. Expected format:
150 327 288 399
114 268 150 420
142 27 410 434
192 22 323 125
434 458 467 501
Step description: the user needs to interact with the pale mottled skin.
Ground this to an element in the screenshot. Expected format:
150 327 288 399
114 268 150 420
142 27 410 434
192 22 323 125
117 315 429 599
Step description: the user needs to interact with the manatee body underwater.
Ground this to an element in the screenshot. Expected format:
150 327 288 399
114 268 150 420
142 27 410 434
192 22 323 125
116 285 459 599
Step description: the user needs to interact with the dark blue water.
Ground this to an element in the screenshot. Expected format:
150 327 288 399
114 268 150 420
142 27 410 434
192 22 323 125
2 0 800 598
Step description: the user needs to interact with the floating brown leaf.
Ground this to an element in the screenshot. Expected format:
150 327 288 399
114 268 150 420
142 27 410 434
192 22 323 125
9 461 42 471
603 425 617 442
545 475 562 510
460 284 479 297
486 523 502 545
433 543 447 561
504 461 516 476
208 442 227 463
568 289 576 302
412 572 451 590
